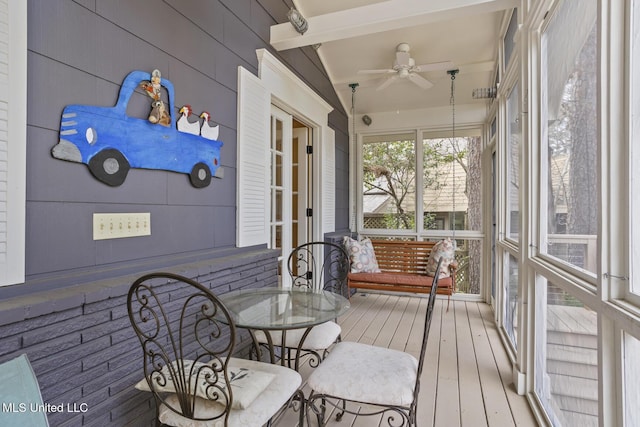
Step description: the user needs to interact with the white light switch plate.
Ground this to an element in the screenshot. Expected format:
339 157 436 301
93 213 151 240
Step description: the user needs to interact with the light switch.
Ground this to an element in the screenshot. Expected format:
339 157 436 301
93 213 151 240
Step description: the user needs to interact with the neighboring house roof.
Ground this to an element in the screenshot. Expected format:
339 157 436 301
362 193 392 214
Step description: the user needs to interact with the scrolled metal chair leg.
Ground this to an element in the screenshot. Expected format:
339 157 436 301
336 399 346 421
319 397 327 427
296 389 305 427
307 393 326 427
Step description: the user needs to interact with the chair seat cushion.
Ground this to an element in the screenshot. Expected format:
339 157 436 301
135 358 276 409
307 341 418 406
252 321 341 350
349 272 453 289
158 357 302 427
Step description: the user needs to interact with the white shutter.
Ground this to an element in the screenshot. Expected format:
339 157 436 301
0 0 27 286
321 128 335 234
236 67 270 247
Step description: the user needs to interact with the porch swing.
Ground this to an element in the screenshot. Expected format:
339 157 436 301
345 70 461 308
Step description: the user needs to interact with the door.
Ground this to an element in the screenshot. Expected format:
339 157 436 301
270 106 292 287
270 109 315 288
292 123 313 248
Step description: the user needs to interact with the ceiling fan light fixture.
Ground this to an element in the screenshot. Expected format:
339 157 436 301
396 42 410 53
287 8 308 35
358 42 452 91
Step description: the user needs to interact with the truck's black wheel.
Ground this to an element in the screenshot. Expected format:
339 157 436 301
88 149 130 187
189 162 211 188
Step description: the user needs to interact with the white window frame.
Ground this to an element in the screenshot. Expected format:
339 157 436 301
625 0 640 307
0 0 27 286
355 126 483 241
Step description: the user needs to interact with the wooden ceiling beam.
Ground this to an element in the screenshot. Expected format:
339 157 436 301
271 0 517 51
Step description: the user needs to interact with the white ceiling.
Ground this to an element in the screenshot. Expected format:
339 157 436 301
271 0 515 121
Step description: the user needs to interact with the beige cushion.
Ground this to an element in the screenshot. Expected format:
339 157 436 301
307 341 417 406
253 321 341 350
135 358 275 410
426 238 456 278
158 357 302 427
343 236 381 273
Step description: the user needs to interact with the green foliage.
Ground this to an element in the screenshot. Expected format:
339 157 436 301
423 212 437 230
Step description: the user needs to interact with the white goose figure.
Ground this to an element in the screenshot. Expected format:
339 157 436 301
199 111 220 140
177 105 200 135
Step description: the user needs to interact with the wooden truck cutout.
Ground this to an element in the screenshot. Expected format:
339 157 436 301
52 70 223 188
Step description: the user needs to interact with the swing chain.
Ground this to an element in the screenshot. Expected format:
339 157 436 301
448 69 459 245
349 83 359 231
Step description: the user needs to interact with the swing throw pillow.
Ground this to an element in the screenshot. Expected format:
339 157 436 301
426 238 456 278
343 236 381 273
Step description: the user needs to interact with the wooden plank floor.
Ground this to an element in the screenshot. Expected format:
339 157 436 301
273 292 539 427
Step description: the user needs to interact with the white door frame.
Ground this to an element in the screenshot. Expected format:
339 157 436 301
236 51 335 252
256 49 335 241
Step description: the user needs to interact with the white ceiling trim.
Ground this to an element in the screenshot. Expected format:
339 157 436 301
271 0 517 50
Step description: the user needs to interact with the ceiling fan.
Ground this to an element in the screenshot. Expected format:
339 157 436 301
358 43 454 91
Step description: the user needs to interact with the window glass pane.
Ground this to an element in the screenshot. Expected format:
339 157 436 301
275 117 283 151
273 225 282 250
454 238 482 295
362 133 416 230
422 136 482 232
542 1 598 274
504 9 518 68
274 190 282 222
504 253 518 348
535 277 599 426
624 332 640 425
506 83 520 241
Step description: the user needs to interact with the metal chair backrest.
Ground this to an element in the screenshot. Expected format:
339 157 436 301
287 241 350 298
127 272 236 424
412 259 443 408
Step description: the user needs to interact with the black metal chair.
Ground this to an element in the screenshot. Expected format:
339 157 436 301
127 272 304 426
252 241 350 369
306 259 443 426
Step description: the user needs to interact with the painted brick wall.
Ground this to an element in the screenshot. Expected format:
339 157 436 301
0 248 278 426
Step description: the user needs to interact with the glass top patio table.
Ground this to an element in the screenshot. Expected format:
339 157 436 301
218 287 350 330
218 287 350 369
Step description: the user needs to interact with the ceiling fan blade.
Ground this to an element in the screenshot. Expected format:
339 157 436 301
408 73 433 89
376 75 398 91
413 61 455 72
358 69 396 75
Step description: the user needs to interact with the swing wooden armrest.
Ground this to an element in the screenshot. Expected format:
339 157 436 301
347 240 456 310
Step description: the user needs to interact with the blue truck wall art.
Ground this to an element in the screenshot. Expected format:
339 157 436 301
52 70 223 188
